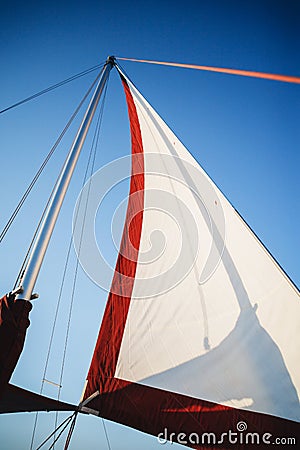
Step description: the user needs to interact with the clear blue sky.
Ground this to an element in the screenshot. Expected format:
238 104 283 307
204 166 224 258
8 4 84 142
0 1 299 449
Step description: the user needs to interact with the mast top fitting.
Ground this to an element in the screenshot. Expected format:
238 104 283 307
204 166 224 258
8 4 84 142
106 55 116 66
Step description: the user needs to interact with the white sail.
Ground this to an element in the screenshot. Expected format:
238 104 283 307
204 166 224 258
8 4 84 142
82 68 300 448
115 71 300 421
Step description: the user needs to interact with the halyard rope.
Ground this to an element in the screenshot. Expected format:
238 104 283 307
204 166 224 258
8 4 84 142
117 57 300 84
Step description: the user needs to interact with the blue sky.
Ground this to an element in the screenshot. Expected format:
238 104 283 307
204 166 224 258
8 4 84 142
0 1 299 449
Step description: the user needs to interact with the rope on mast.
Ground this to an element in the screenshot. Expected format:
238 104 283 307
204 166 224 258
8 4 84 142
101 418 112 450
34 413 75 450
1 68 104 250
29 77 109 450
63 412 78 450
117 57 300 84
0 61 106 115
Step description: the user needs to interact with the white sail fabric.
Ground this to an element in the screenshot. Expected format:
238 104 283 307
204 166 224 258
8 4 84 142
114 72 300 422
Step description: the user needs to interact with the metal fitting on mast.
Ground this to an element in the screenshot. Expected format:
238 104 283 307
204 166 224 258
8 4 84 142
106 55 116 66
16 59 114 301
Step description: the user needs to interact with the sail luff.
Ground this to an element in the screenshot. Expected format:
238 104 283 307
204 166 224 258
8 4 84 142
83 71 145 399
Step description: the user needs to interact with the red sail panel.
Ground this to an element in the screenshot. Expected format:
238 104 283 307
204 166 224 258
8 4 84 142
0 294 32 397
0 383 76 414
84 379 299 448
83 74 144 398
0 295 76 414
82 71 300 448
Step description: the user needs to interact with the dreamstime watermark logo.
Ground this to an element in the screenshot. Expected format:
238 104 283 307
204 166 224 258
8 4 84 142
72 153 226 299
157 421 297 446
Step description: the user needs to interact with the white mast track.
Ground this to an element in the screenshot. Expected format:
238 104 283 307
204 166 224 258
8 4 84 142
16 56 115 301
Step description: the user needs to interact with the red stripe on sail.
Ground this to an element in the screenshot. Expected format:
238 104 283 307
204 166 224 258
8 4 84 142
84 75 145 398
